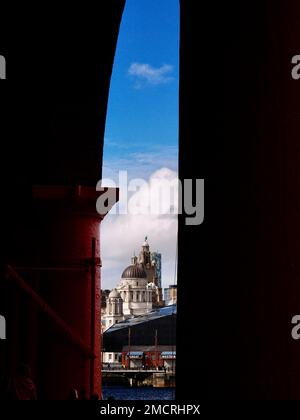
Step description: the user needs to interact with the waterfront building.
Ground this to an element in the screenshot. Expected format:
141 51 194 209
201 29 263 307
103 238 165 332
102 239 166 364
118 256 153 316
103 305 176 353
103 304 176 376
164 285 177 306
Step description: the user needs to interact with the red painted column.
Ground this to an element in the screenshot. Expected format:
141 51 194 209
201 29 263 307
28 185 118 399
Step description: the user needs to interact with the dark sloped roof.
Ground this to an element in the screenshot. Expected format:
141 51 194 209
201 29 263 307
121 264 147 279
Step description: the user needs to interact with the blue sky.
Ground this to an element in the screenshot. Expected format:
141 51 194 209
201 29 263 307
101 0 179 290
103 0 179 182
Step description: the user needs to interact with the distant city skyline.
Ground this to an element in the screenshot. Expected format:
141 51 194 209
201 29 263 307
102 0 179 290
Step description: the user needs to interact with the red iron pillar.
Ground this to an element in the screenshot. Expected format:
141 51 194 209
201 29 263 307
5 186 118 399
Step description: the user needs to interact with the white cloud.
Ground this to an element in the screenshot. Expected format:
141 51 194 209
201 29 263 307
128 62 174 87
100 168 178 290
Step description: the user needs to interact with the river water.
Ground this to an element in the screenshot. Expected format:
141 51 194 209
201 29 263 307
102 386 175 400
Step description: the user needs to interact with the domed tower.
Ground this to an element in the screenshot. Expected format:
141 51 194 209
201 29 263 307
117 256 153 316
103 289 124 331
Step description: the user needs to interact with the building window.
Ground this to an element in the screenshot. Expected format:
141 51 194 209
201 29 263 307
114 354 118 361
109 354 112 360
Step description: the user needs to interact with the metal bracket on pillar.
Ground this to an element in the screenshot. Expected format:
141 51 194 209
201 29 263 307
85 257 102 269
